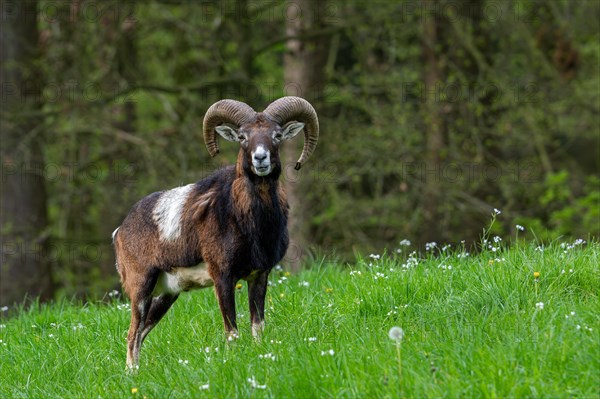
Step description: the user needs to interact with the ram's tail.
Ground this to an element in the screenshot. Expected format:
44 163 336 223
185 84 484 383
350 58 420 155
112 227 121 273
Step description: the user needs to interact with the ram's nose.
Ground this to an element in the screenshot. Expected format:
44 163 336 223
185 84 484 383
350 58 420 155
253 152 268 163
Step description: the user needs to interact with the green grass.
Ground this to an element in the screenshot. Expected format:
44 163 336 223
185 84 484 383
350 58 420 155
1 240 599 398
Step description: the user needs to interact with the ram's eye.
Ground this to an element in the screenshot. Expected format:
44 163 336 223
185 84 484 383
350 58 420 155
273 133 282 141
239 134 248 142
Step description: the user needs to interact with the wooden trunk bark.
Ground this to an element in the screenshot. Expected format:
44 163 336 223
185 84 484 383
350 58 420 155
283 0 329 270
420 5 445 244
1 0 54 307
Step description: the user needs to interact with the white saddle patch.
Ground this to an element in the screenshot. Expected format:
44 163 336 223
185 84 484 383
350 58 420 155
153 184 194 241
153 264 214 295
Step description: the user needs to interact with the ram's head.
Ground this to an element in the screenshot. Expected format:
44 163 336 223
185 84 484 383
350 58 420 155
203 96 319 176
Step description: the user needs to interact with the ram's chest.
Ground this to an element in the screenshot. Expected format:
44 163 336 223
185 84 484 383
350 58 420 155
233 205 288 270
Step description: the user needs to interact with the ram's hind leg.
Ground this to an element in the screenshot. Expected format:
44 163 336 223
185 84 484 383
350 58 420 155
124 269 158 370
140 294 179 343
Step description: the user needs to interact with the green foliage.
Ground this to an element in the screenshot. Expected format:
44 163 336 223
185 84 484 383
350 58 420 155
1 242 599 397
517 172 600 241
17 0 600 298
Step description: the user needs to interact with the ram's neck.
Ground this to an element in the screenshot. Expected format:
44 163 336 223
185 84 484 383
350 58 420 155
231 171 286 219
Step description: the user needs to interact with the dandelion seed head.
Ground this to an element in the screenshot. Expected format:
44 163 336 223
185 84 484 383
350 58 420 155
388 326 404 342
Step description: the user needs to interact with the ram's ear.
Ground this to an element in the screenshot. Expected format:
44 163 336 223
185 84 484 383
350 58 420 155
281 122 305 141
215 125 242 142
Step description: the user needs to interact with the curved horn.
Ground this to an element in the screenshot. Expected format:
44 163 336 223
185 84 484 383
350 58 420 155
203 100 256 157
263 96 319 170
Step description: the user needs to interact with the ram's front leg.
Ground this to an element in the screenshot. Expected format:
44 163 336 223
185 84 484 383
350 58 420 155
213 273 238 338
248 271 269 339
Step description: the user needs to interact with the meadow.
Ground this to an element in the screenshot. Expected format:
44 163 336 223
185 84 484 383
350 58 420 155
1 238 598 398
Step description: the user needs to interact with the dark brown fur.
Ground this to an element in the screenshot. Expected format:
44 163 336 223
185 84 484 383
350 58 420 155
114 116 290 369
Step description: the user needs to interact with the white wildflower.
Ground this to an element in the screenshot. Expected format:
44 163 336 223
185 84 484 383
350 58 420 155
493 208 502 215
535 302 544 310
374 272 387 280
321 349 335 356
399 239 411 246
425 242 437 251
227 333 239 341
516 224 525 231
258 353 276 361
247 376 267 389
200 384 210 390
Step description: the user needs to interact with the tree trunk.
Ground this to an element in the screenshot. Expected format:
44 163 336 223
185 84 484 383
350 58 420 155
1 0 54 307
420 5 445 244
283 0 329 270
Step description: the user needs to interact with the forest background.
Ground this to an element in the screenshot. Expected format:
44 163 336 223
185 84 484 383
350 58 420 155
1 0 598 305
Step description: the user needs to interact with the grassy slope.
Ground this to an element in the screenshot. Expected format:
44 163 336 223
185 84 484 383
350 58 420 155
1 241 598 398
